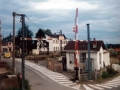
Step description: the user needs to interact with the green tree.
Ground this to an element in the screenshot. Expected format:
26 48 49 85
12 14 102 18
32 28 45 49
41 29 52 35
45 29 52 35
36 28 46 38
33 28 49 54
15 24 33 55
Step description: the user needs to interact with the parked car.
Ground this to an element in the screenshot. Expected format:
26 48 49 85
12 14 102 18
4 52 11 58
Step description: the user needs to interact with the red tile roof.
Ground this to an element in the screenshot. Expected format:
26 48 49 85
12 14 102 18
64 40 106 51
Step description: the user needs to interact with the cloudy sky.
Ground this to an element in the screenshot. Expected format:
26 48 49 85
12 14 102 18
0 0 120 44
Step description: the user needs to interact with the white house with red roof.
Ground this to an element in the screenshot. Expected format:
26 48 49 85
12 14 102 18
64 39 110 71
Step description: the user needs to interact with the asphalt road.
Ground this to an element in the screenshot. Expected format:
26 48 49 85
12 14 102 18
2 57 120 90
2 58 75 90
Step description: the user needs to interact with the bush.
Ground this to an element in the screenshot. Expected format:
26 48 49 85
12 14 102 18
107 66 117 75
102 71 109 79
102 66 119 79
24 79 30 90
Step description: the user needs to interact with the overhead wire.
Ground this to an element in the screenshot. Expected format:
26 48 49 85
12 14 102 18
25 16 40 29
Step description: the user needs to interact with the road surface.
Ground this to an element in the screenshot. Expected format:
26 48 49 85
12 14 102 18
2 58 120 90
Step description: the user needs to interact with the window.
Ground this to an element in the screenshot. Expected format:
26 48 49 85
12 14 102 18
8 42 11 45
79 53 86 63
54 47 55 51
99 53 101 64
3 48 7 52
56 47 57 51
53 40 55 43
9 48 11 52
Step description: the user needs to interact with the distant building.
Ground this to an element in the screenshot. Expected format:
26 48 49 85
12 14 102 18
2 34 13 53
36 33 69 53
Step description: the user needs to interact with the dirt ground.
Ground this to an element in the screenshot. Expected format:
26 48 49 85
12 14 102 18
0 61 20 90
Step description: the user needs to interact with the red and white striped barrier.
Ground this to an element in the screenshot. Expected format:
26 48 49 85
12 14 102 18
74 8 79 68
20 38 52 40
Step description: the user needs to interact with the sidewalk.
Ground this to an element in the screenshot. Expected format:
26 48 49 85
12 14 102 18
29 59 75 80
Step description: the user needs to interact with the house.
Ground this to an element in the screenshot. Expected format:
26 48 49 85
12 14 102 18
35 33 69 53
64 39 110 71
2 35 13 53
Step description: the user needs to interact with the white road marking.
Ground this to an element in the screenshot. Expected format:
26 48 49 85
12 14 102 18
16 59 120 90
95 84 112 89
88 84 104 90
83 84 94 90
71 84 80 90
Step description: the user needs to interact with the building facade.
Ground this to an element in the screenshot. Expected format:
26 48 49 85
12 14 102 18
39 34 69 53
2 35 13 53
64 39 110 71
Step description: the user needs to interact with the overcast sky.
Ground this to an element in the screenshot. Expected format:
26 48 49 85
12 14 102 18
0 0 120 44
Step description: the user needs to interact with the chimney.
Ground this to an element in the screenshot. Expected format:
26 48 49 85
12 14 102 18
93 38 97 48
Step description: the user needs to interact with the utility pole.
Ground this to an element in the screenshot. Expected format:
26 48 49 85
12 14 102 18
26 29 27 54
13 12 25 90
87 24 91 80
0 20 1 61
12 12 16 74
21 14 25 90
60 30 62 56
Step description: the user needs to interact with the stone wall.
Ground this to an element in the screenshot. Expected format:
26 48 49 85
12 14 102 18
93 67 107 80
112 64 120 73
110 58 119 64
47 58 63 73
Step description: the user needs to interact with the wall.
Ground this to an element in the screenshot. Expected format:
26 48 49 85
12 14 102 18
110 57 119 64
96 47 104 70
112 64 120 73
103 52 110 67
2 42 13 52
86 52 97 71
40 35 69 52
67 52 98 71
66 53 74 71
32 49 39 55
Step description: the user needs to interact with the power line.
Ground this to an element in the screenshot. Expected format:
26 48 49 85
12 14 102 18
25 15 75 29
25 16 40 29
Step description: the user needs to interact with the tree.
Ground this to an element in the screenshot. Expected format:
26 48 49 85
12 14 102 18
36 28 46 38
32 28 45 49
33 28 49 54
45 29 52 35
41 29 52 35
15 24 33 55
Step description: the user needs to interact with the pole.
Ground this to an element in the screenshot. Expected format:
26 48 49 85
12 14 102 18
12 12 16 74
21 14 25 90
12 12 25 90
74 8 79 80
87 24 91 80
26 28 27 54
60 30 62 56
0 20 1 61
